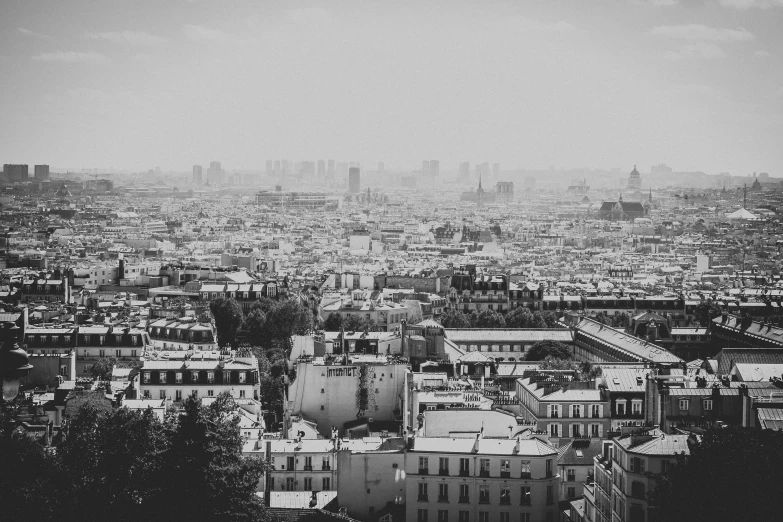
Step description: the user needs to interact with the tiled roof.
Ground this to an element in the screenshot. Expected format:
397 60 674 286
557 438 605 466
716 348 783 375
616 432 691 456
575 317 682 363
712 315 783 347
445 329 573 343
410 436 557 457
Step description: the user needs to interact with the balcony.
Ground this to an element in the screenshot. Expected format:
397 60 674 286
418 468 428 475
458 496 470 504
322 466 331 471
438 496 449 503
520 472 532 479
304 465 313 471
500 471 511 478
478 496 490 505
418 495 428 502
459 470 470 477
479 470 490 478
438 469 450 477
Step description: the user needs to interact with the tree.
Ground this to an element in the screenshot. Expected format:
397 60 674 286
611 312 631 328
263 299 312 345
342 314 364 332
541 311 559 328
505 306 534 328
64 391 113 419
239 307 267 346
650 426 783 522
694 299 722 327
323 312 343 331
209 297 244 348
439 309 472 328
538 355 578 371
470 309 506 328
530 311 549 329
87 356 117 380
525 340 572 361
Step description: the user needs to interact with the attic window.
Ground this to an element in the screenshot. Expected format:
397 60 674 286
575 450 584 458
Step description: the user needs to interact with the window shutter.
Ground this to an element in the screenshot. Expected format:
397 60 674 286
598 405 603 418
598 423 603 437
569 424 574 438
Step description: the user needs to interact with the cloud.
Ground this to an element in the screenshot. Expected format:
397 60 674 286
719 0 783 9
86 31 167 46
18 27 53 39
649 24 755 42
32 51 111 65
665 42 726 60
182 24 235 42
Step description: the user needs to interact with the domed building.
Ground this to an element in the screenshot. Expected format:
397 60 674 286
628 165 641 190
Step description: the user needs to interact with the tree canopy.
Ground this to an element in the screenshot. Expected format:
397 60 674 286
209 297 244 348
470 309 506 328
650 426 783 522
439 309 472 328
693 299 722 327
525 340 572 361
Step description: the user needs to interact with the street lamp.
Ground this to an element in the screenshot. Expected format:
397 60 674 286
0 323 33 402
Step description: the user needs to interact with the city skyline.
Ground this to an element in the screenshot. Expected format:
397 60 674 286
1 0 782 174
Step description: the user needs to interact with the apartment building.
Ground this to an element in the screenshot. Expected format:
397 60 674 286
145 317 217 352
406 435 561 522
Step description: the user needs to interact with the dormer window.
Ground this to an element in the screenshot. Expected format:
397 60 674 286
115 335 122 344
143 372 151 383
132 336 138 346
207 371 214 383
191 371 199 383
239 372 247 384
160 372 167 384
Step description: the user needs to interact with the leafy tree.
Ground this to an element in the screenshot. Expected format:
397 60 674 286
209 297 244 348
505 306 534 328
239 307 267 346
541 311 559 327
165 393 268 521
530 311 549 329
439 309 472 328
611 312 631 328
525 340 572 361
87 356 117 380
342 314 364 332
64 391 113 419
323 312 343 331
538 355 578 371
470 309 506 328
694 299 722 327
650 426 783 522
263 299 312 345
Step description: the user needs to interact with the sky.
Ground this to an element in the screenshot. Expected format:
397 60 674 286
1 0 782 175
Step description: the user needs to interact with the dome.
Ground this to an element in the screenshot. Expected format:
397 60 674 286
629 165 640 178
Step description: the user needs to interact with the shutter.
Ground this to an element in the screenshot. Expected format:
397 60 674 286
557 405 562 418
569 424 574 438
598 423 603 437
598 405 603 418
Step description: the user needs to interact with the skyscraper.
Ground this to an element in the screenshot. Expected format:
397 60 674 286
459 162 470 181
192 165 203 185
349 167 361 193
317 159 326 179
34 164 49 181
3 164 28 183
422 160 430 177
327 159 335 179
207 161 223 184
430 160 439 177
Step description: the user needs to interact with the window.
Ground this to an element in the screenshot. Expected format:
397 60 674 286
207 371 214 383
500 513 510 522
591 423 601 437
459 484 469 503
322 456 331 470
159 389 166 399
567 469 576 482
239 390 245 398
99 349 105 357
703 399 713 411
630 457 646 473
459 458 470 476
478 512 489 522
631 481 645 499
617 399 627 415
303 477 312 490
191 390 198 399
679 399 689 411
176 372 183 383
191 371 199 383
479 485 490 504
143 372 150 383
458 511 470 522
286 478 295 491
520 486 531 505
208 390 214 397
521 515 531 522
572 405 582 418
480 458 490 477
419 457 429 474
549 404 560 418
521 461 531 479
159 372 167 384
175 390 182 401
632 400 642 415
131 349 137 357
439 457 449 476
660 460 669 474
500 486 511 505
567 486 576 499
239 372 247 384
549 423 559 437
418 483 429 502
287 456 295 470
437 510 448 522
501 459 510 477
546 459 553 478
322 477 330 490
438 483 449 502
546 485 554 505
417 509 428 522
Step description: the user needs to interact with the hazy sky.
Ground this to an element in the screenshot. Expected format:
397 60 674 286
1 0 782 175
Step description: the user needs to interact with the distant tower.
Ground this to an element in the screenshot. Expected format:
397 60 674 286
477 175 485 208
349 167 361 193
192 165 203 185
34 165 50 181
628 165 641 190
649 187 652 202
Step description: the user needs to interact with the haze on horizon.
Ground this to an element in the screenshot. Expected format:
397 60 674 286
1 0 782 175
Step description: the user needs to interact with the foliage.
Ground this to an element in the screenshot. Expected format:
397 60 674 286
209 297 244 348
650 426 783 522
525 340 572 361
323 312 343 331
87 356 117 380
470 309 506 328
505 306 535 328
239 307 267 346
530 311 549 328
538 355 578 371
593 311 631 328
0 392 275 522
694 299 722 327
64 391 113 419
439 309 472 328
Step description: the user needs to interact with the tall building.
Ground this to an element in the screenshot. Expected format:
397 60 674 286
348 167 361 193
422 160 430 177
430 160 439 177
192 165 203 185
317 159 326 179
459 162 470 181
3 164 28 183
265 160 273 176
327 159 335 179
34 165 49 181
207 161 223 185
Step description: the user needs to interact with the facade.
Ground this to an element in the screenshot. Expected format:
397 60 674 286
558 438 603 502
406 436 561 522
572 317 683 365
496 181 514 203
145 317 218 352
448 271 509 313
627 165 641 190
443 329 574 361
597 200 646 221
75 326 150 376
192 165 203 184
207 160 223 184
3 164 28 182
256 190 338 210
20 277 71 304
34 164 49 181
135 356 260 402
320 290 411 333
516 372 611 442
